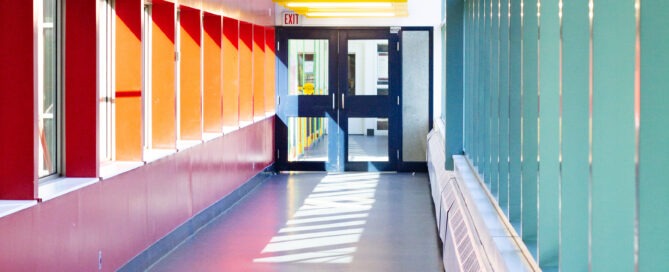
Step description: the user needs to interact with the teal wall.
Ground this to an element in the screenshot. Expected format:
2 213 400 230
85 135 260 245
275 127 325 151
450 0 669 270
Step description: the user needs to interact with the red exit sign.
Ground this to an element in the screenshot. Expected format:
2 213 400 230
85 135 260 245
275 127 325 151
282 12 301 26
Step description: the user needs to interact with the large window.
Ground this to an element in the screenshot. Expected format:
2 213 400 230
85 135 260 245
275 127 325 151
99 0 115 162
38 0 60 178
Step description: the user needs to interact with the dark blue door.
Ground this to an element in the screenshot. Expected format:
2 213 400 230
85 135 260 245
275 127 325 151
275 27 401 172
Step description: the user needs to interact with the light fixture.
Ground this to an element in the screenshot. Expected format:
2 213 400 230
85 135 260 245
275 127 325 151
286 2 394 8
275 0 408 18
306 12 397 17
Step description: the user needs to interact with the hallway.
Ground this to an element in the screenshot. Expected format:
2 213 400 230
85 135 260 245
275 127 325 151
147 172 443 272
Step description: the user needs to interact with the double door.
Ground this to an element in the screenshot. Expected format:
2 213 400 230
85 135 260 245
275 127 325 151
276 27 422 172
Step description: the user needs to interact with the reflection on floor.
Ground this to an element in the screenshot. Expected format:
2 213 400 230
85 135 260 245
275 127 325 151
348 135 388 161
147 172 443 272
293 135 390 162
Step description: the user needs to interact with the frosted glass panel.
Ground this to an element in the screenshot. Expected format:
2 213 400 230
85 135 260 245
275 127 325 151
402 31 429 162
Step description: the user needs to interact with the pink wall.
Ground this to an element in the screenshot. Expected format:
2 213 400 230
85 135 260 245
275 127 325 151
0 117 274 271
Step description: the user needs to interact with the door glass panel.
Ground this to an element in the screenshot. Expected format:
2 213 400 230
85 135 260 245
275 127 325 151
347 40 389 96
348 118 388 162
288 117 328 162
288 39 328 96
402 31 430 162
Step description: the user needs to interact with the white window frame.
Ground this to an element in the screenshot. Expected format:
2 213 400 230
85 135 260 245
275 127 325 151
98 0 116 163
142 2 153 151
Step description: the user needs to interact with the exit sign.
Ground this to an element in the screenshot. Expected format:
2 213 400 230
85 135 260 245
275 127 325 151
282 12 301 26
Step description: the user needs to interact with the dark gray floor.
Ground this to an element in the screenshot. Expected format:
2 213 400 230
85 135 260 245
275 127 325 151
147 172 443 272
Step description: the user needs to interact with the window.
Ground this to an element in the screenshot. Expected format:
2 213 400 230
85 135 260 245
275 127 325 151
99 0 115 162
142 3 153 150
38 0 61 178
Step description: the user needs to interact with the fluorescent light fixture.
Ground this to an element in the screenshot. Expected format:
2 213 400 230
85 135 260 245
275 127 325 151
285 2 394 8
306 12 396 17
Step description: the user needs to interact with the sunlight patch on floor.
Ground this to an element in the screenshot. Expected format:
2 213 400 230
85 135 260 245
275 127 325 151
253 173 381 264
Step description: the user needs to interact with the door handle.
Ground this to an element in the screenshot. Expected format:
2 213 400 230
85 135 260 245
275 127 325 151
341 94 345 109
332 93 336 109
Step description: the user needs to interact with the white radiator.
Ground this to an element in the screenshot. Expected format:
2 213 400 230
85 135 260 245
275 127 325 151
427 124 538 272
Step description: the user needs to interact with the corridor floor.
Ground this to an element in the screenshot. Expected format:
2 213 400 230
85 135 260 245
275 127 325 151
147 172 443 272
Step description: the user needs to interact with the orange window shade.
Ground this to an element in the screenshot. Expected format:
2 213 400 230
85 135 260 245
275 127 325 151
115 0 143 161
264 27 276 114
151 2 176 149
253 25 265 120
179 7 202 140
203 13 222 133
222 17 239 131
239 22 254 125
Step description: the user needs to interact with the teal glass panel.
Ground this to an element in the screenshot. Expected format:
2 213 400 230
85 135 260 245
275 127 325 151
559 0 590 270
537 0 560 268
639 1 669 271
497 0 510 216
489 0 500 199
508 0 522 225
591 1 636 271
520 0 539 252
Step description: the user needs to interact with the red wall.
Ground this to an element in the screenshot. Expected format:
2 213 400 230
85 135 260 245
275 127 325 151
0 1 37 200
0 117 274 271
65 0 98 177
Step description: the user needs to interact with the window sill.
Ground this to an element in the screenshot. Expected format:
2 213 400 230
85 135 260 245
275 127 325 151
100 161 144 180
144 149 177 164
176 140 202 151
454 155 540 271
38 177 99 202
202 132 222 142
239 120 254 129
223 126 239 135
0 200 37 218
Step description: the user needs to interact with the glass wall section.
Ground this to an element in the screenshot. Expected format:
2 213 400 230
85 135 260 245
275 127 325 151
458 0 645 270
39 0 59 177
287 40 328 96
